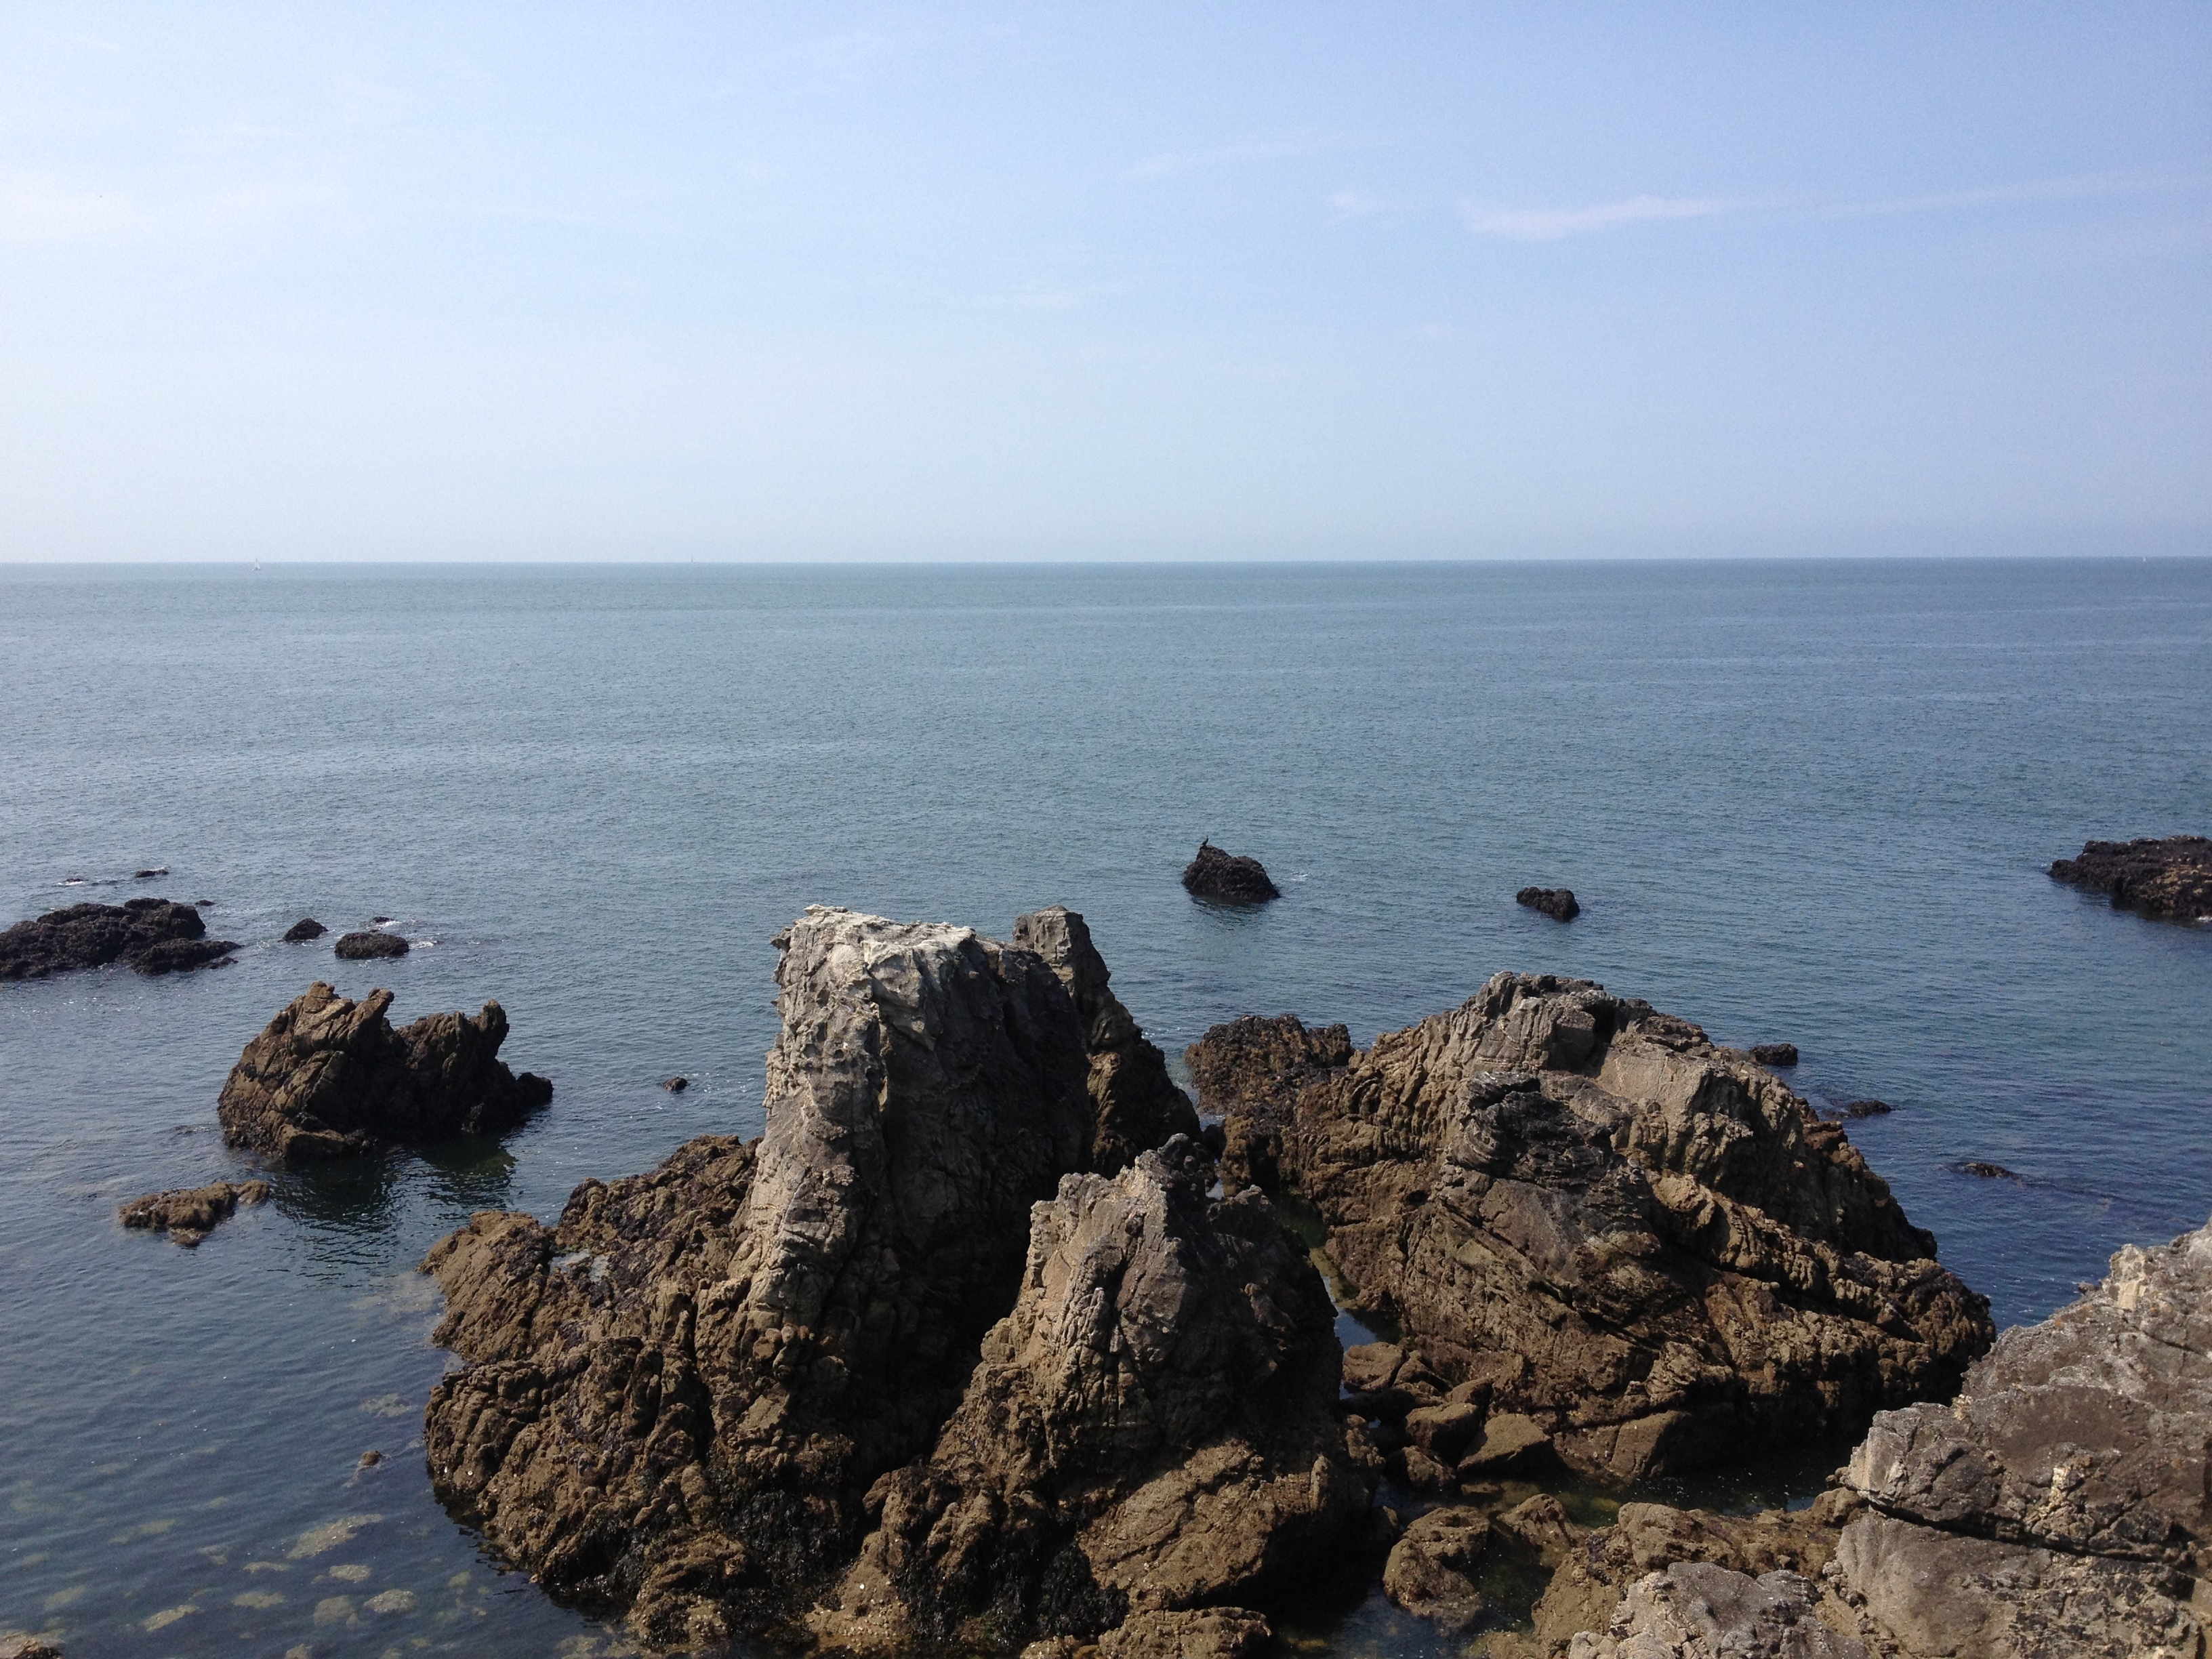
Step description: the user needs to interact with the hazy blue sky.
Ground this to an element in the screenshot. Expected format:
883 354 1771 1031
3 3 2207 560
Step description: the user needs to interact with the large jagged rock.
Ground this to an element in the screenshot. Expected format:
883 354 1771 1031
2049 834 2212 922
425 907 1212 1646
813 1136 1368 1655
1009 906 1199 1174
1183 1013 1351 1192
1186 972 1992 1479
0 897 237 980
1826 1216 2212 1659
218 981 551 1159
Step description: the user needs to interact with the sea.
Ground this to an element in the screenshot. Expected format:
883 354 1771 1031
2 558 2207 1656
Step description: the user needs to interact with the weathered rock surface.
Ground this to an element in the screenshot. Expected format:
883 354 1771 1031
1010 906 1200 1174
422 907 1221 1646
1384 1507 1493 1631
1517 886 1580 921
1828 1216 2212 1659
218 981 551 1160
118 1179 272 1246
334 929 409 960
1568 1561 1868 1658
283 917 327 941
1187 972 1992 1479
2050 834 2212 922
0 898 237 981
1750 1043 1799 1067
816 1136 1368 1654
1181 840 1280 903
1183 1013 1351 1193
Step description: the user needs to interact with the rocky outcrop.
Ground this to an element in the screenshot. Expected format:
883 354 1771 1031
1183 1014 1351 1192
1010 906 1200 1174
1751 1042 1799 1067
1181 841 1280 903
218 982 551 1160
814 1137 1368 1655
1826 1217 2212 1659
0 898 238 980
2050 834 2212 921
335 929 409 960
1186 972 1992 1480
422 908 1155 1645
119 1179 272 1245
1517 886 1580 921
283 918 327 942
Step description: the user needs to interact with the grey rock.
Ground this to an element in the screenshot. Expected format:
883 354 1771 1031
1568 1561 1868 1658
0 898 235 980
334 929 408 960
1181 840 1280 903
283 918 327 942
1517 886 1580 921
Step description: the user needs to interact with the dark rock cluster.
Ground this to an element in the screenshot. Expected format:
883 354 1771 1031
217 981 551 1160
1181 841 1280 903
0 898 239 981
2050 834 2212 922
334 929 409 960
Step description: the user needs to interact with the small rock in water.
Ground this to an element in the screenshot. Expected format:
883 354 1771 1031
334 931 408 960
119 1179 272 1246
283 918 327 942
1841 1098 1893 1118
134 867 168 879
1749 1042 1798 1067
1181 840 1282 902
661 1076 689 1092
357 1450 382 1468
1957 1160 2022 1180
1515 886 1580 921
370 916 393 925
0 1633 65 1659
193 897 214 907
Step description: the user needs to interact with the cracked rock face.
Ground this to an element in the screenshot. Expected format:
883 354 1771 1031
424 907 1221 1647
1187 971 1992 1479
217 981 551 1160
816 1136 1367 1655
0 897 237 980
1009 905 1200 1175
1830 1217 2212 1659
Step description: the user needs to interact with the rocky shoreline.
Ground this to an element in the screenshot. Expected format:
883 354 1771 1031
403 906 2166 1658
2050 834 2212 922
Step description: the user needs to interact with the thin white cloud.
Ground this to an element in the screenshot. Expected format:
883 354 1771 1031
1127 130 1375 180
1458 193 1743 241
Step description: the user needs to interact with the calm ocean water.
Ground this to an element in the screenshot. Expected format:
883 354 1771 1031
2 558 2207 1655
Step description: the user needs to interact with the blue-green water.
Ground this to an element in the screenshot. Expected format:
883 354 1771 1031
2 559 2207 1654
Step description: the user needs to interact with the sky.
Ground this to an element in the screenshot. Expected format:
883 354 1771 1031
1 3 2207 561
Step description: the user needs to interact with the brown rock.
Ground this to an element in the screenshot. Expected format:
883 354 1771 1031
1010 905 1200 1174
1095 1607 1271 1658
1385 1507 1492 1631
1181 1013 1351 1192
1455 1412 1553 1477
423 907 1202 1645
1568 1561 1868 1658
819 1136 1367 1653
118 1179 272 1246
1185 972 1992 1479
1750 1042 1799 1067
0 897 235 980
218 981 551 1160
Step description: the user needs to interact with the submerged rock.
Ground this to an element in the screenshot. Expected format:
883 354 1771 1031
1181 841 1280 903
661 1075 688 1092
817 1136 1366 1655
1186 972 1992 1479
1010 905 1200 1174
2049 834 2212 921
1515 886 1580 921
119 1179 272 1246
1957 1160 2020 1180
0 898 238 981
218 981 551 1160
283 918 327 942
334 930 408 960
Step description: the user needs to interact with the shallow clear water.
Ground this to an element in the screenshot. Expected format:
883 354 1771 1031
2 558 2207 1654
